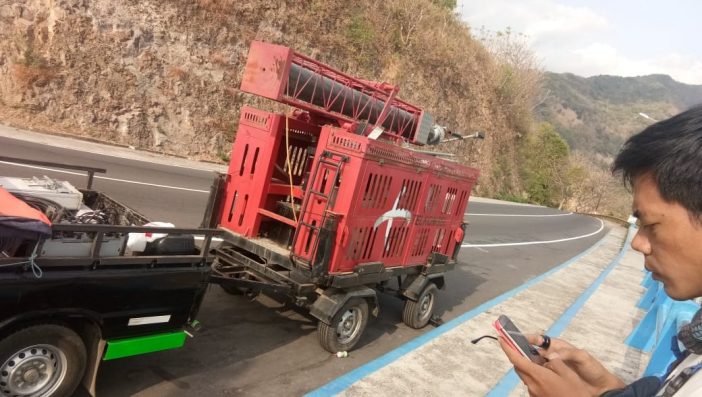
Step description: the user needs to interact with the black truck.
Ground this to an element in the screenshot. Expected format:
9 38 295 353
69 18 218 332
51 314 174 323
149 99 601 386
0 158 220 397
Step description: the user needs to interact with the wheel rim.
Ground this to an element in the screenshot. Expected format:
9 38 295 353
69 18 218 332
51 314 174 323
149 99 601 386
0 344 67 397
417 290 435 322
336 307 363 345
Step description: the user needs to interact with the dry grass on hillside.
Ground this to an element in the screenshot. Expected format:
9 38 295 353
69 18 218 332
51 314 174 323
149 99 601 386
0 0 546 197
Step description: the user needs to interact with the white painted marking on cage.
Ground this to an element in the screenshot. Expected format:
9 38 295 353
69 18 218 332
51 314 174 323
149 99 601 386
0 161 209 193
466 212 573 217
374 186 412 251
462 219 604 248
368 127 384 140
128 315 171 326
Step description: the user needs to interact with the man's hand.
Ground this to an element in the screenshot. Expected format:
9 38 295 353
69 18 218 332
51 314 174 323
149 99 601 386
524 335 625 396
498 334 626 397
499 336 590 397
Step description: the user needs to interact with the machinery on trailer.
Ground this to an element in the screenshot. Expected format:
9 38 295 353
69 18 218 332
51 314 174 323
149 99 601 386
209 41 480 352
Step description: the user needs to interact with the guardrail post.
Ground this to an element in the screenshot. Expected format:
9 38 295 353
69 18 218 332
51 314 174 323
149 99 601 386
87 171 95 189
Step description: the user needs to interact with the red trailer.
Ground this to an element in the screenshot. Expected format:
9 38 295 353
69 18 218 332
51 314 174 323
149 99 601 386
208 41 480 352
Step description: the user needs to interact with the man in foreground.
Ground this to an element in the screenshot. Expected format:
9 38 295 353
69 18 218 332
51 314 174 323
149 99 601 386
500 104 702 396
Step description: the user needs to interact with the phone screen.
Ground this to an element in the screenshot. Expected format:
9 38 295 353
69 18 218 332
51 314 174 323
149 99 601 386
494 315 545 364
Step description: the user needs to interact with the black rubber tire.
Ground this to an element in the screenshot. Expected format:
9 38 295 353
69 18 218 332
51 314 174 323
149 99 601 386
317 298 369 353
0 324 87 397
403 283 438 329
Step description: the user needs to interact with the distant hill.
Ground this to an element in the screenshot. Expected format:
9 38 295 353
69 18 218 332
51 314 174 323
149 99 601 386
537 73 702 163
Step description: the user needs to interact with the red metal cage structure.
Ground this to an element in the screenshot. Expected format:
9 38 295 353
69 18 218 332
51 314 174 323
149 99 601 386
210 41 480 352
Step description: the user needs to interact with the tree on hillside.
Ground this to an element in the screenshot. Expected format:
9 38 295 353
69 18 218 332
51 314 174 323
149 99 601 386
520 122 571 207
479 28 543 135
564 153 631 217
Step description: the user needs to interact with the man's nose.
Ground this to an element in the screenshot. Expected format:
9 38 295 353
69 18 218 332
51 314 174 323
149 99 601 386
631 230 651 255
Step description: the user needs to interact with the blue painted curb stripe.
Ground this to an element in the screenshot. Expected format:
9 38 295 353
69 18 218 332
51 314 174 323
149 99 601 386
627 284 667 351
626 302 658 350
637 281 658 309
305 229 611 397
486 225 636 397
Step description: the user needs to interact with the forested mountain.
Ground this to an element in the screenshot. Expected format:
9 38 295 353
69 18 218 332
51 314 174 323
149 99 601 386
537 73 702 163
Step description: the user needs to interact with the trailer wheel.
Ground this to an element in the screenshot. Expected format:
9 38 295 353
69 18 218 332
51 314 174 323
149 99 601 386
0 324 87 397
317 298 369 353
403 283 438 329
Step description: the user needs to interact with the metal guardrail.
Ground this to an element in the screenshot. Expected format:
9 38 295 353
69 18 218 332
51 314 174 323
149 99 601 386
0 224 222 271
576 212 629 227
51 223 221 262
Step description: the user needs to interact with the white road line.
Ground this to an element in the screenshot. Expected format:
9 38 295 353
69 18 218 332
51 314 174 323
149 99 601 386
466 212 573 217
0 161 210 193
0 128 224 173
462 218 604 248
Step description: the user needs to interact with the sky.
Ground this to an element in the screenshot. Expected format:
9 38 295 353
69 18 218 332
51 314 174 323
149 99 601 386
457 0 702 85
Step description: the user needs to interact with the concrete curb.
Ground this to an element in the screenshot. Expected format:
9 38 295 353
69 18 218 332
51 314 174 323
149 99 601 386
497 225 638 396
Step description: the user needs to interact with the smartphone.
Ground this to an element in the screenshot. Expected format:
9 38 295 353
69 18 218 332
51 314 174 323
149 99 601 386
493 315 545 364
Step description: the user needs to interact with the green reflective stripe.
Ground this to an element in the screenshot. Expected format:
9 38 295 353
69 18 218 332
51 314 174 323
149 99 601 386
103 331 186 360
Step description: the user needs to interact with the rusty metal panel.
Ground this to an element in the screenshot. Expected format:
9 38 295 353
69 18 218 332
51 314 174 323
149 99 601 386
240 41 293 101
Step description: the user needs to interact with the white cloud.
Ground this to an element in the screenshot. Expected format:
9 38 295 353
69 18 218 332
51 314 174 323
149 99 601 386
458 0 608 45
458 0 702 84
643 54 702 85
549 43 702 84
521 4 607 41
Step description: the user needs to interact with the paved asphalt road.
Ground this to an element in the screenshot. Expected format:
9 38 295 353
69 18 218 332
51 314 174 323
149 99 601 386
0 135 609 396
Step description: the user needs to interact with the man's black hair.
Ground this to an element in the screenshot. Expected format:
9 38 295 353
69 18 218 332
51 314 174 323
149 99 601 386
612 104 702 218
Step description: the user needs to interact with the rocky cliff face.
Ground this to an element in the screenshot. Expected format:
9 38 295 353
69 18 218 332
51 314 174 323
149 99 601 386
0 0 526 197
1 0 257 158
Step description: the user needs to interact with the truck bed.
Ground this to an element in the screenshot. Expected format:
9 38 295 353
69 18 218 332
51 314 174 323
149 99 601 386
1 196 219 340
0 157 220 384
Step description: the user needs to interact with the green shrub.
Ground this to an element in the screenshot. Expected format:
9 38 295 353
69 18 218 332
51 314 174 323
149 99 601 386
347 14 374 50
519 122 570 206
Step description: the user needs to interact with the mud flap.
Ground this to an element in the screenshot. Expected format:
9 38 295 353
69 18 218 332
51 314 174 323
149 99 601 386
82 338 105 397
310 286 379 325
401 252 449 301
401 273 446 301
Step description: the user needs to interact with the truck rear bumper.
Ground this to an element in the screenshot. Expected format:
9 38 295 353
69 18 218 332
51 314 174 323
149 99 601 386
103 331 187 361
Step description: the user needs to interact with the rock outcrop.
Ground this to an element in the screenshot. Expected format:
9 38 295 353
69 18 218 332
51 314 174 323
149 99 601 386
0 0 525 197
